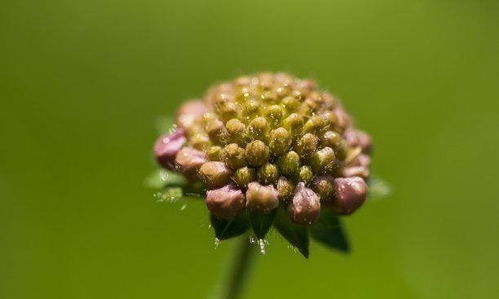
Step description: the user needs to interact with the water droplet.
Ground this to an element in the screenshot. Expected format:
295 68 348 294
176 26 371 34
180 204 187 211
214 238 221 249
258 239 267 255
159 170 168 182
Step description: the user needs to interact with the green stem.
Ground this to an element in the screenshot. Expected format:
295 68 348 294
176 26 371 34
222 236 256 299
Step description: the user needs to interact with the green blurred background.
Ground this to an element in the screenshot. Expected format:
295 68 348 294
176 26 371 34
1 0 499 298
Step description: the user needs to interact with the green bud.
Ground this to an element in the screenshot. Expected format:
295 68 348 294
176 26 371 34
282 96 301 112
217 101 240 121
190 133 211 151
221 143 247 169
205 118 229 145
277 176 295 202
245 140 270 167
303 97 321 113
242 99 260 117
298 165 313 183
322 130 342 147
303 115 326 133
311 175 335 202
265 105 285 125
248 117 268 140
278 151 300 176
199 161 233 188
310 147 336 174
283 113 304 134
321 131 348 159
207 145 222 161
225 118 247 145
275 85 291 98
320 111 337 129
257 163 279 185
261 91 278 103
232 167 256 189
297 102 313 115
246 182 279 213
269 127 292 155
295 133 319 159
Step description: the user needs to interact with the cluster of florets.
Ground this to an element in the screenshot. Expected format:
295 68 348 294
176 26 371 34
154 73 371 225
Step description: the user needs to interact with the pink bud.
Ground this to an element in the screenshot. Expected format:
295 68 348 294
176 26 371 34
174 147 207 179
342 166 370 180
356 130 372 153
289 182 321 225
331 177 368 215
246 182 279 213
176 100 208 129
206 184 246 219
153 129 186 170
333 106 352 129
343 129 372 153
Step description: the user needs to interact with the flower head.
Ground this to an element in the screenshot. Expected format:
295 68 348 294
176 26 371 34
153 72 373 256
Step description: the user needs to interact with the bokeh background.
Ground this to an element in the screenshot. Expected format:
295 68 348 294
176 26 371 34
1 0 499 298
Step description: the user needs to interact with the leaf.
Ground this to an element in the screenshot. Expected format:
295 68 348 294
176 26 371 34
210 211 250 240
273 207 309 258
309 209 350 253
250 210 276 239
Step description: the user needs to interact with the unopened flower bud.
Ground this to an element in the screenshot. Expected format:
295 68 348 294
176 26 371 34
354 154 371 168
289 182 321 225
217 101 240 121
295 133 319 159
176 100 207 129
334 106 352 130
269 127 292 155
282 113 304 133
320 111 337 129
331 176 368 215
357 130 372 153
261 91 278 103
232 167 256 189
342 166 370 180
277 176 295 202
303 115 325 133
282 96 300 112
311 175 335 202
245 140 270 167
175 147 207 179
265 105 285 124
205 118 229 145
248 117 268 140
190 132 211 151
298 165 313 183
257 163 279 184
322 131 348 160
278 151 300 176
242 99 260 117
206 184 245 219
154 128 186 170
310 147 336 174
199 161 233 188
225 119 247 145
207 145 222 161
246 182 279 213
221 143 247 169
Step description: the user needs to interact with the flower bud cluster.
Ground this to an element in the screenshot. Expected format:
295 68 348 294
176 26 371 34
154 73 371 225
